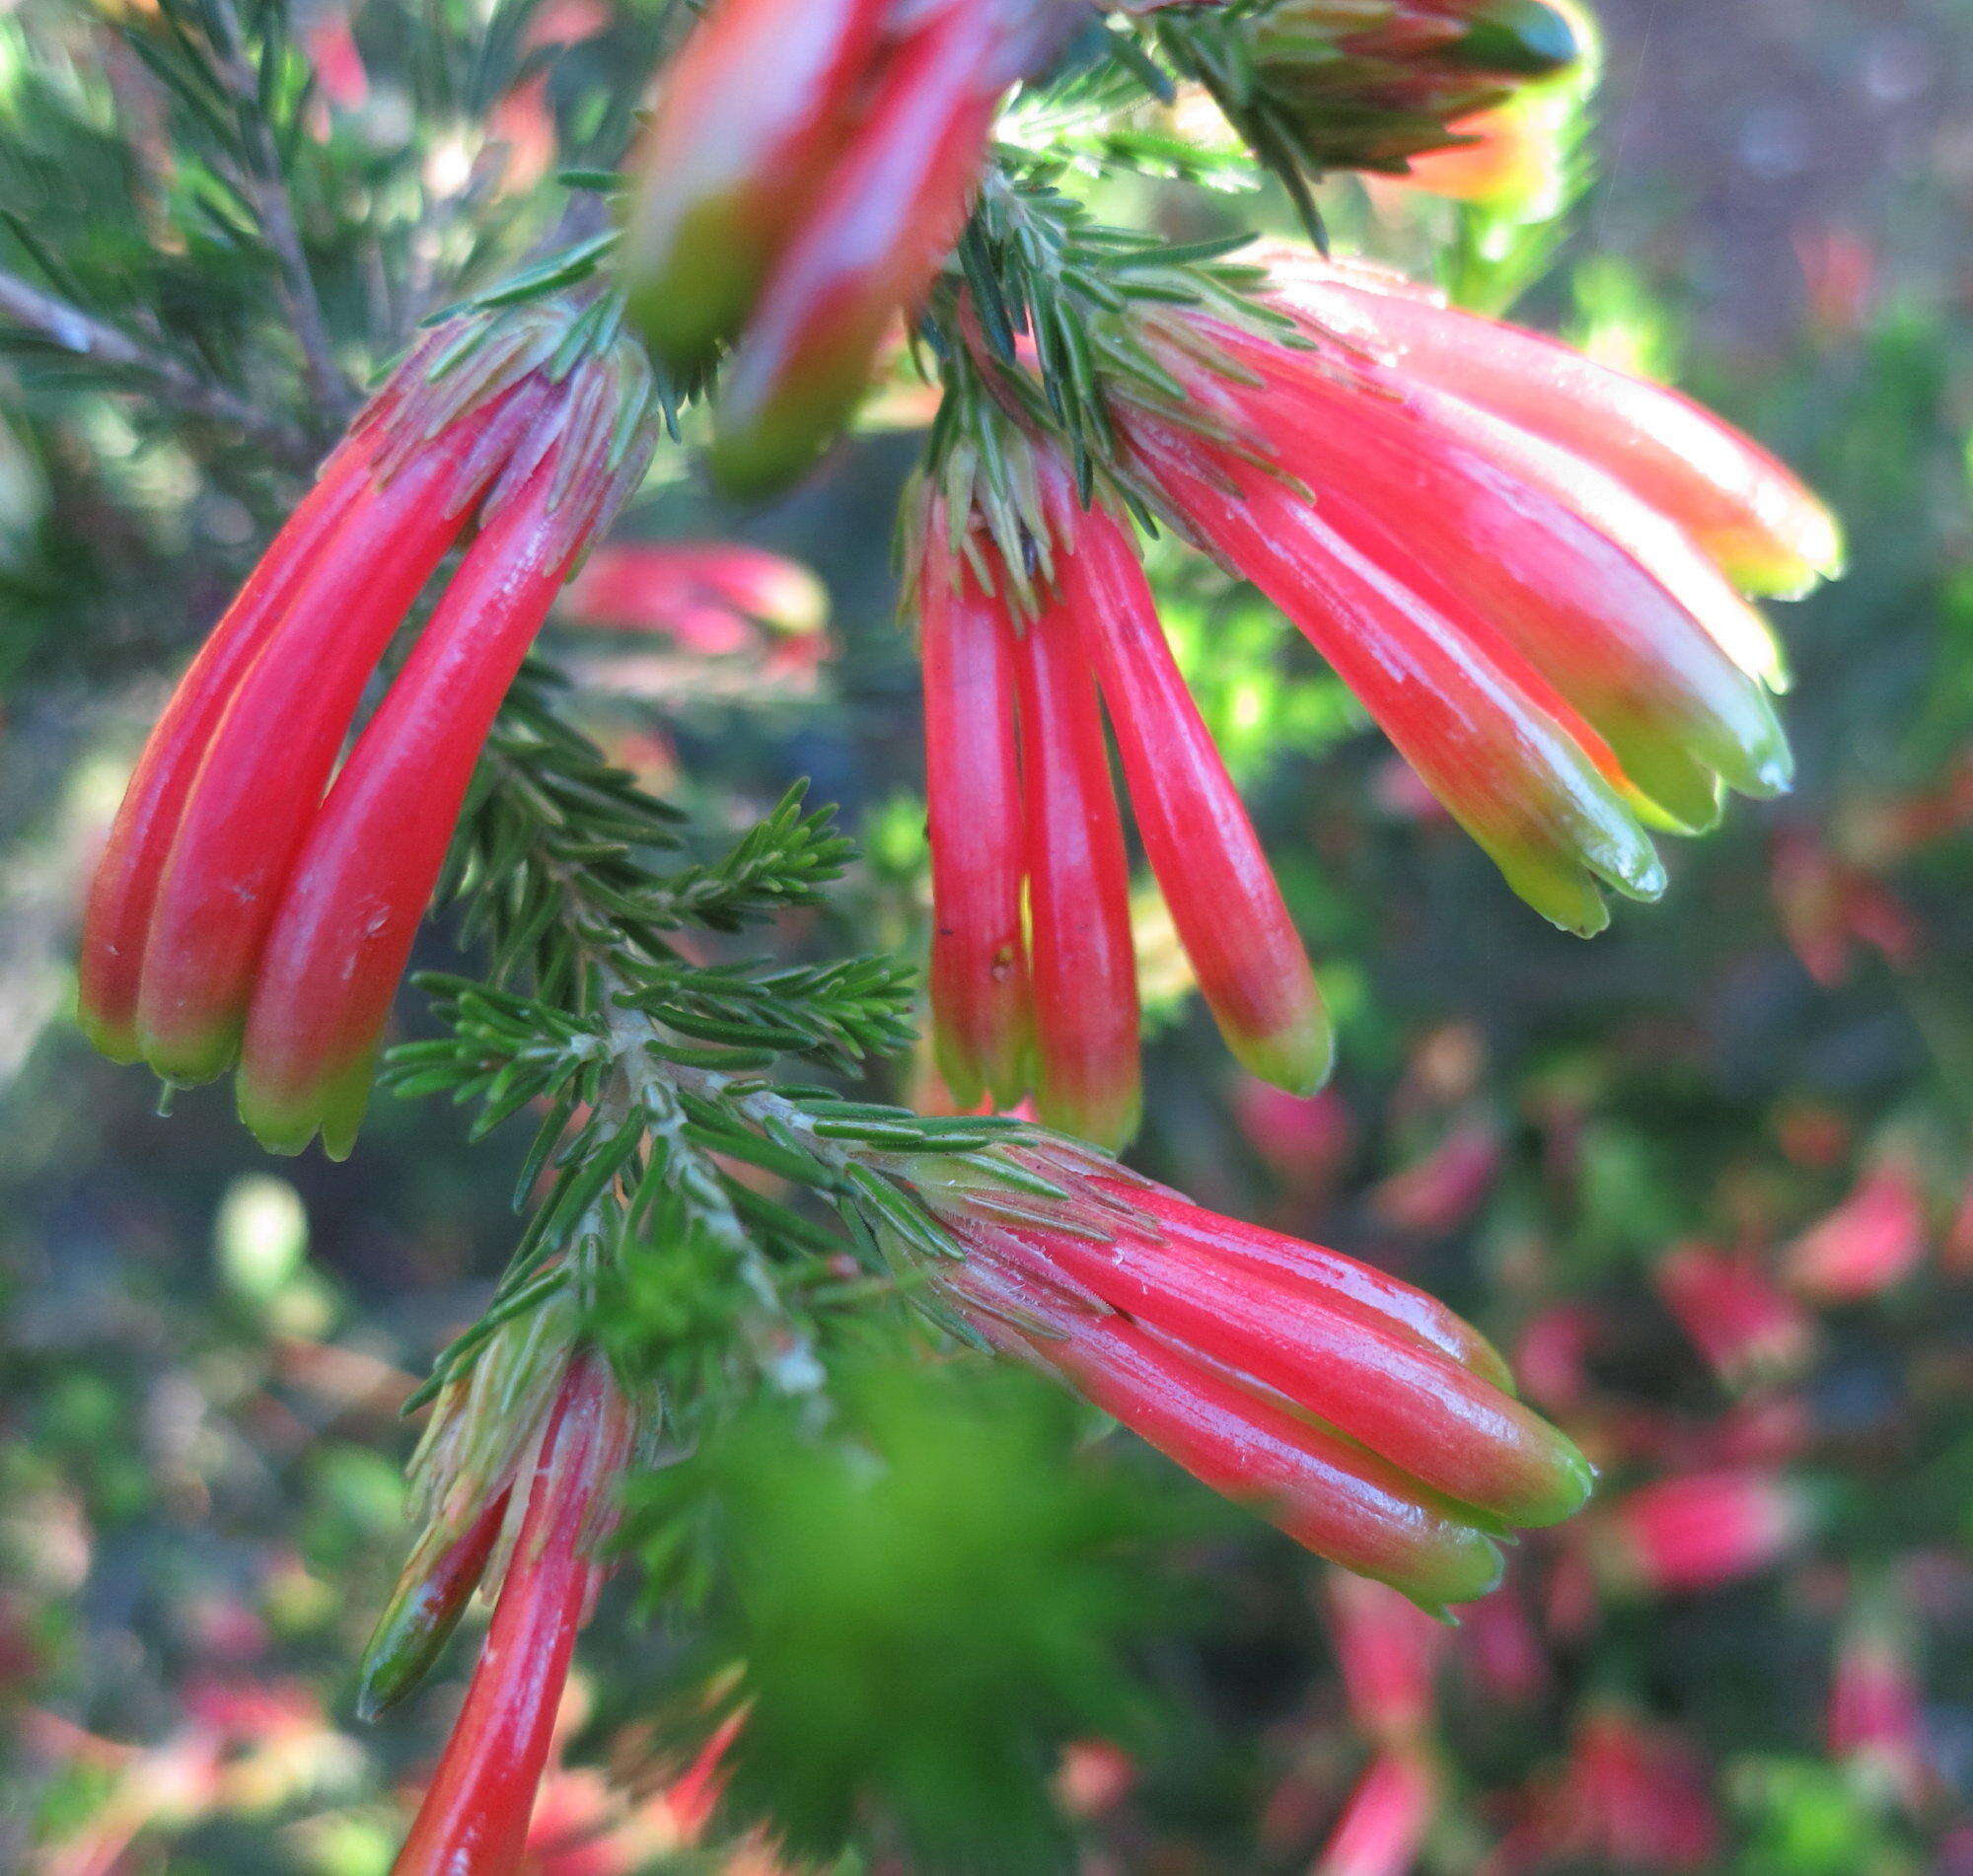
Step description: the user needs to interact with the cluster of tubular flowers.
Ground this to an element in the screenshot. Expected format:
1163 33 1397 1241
391 1358 638 1875
76 305 661 1157
906 1137 1592 1615
1098 254 1840 938
619 0 1065 494
361 1311 645 1876
910 446 1331 1146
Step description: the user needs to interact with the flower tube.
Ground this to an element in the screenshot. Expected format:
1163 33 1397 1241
905 1140 1592 1614
917 502 1031 1109
1193 320 1792 832
1123 408 1663 936
76 426 382 1063
619 0 891 372
77 303 661 1151
708 0 1041 492
131 412 506 1083
1039 469 1333 1094
1011 584 1142 1149
391 1353 634 1876
1267 257 1843 596
958 1254 1510 1611
235 450 584 1157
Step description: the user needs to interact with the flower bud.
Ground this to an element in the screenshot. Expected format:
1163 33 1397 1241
619 0 890 373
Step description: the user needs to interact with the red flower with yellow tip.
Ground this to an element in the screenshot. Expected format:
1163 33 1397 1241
620 0 1069 493
911 442 1330 1146
1103 256 1836 937
77 303 662 1156
909 1139 1593 1616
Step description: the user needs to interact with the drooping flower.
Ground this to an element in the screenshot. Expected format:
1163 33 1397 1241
1827 1599 1933 1814
1653 1242 1815 1391
1590 1468 1815 1598
1324 1568 1449 1746
1783 1146 1930 1303
77 303 661 1157
1100 256 1837 934
905 1138 1593 1614
367 1318 643 1876
1313 1746 1438 1876
909 446 1332 1145
620 0 1064 493
384 1344 640 1876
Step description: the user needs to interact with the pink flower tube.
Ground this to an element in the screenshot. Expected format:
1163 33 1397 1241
1011 580 1143 1149
1037 464 1332 1094
1124 408 1662 937
620 0 893 373
708 0 1052 493
1268 256 1843 597
391 1353 635 1876
76 425 383 1064
909 1143 1592 1613
909 439 1329 1134
76 304 661 1154
917 505 1032 1109
1103 263 1837 932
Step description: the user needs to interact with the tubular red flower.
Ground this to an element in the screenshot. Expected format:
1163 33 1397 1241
910 1142 1590 1611
1196 322 1792 833
1268 259 1843 597
1098 1171 1517 1391
133 415 500 1084
1039 470 1333 1094
708 0 1025 493
986 1215 1588 1524
917 513 1031 1110
1453 1568 1551 1707
1312 1747 1437 1876
1122 408 1664 936
235 455 579 1158
1010 587 1142 1150
76 429 380 1064
80 304 661 1150
620 0 891 372
392 1354 632 1876
957 1256 1507 1612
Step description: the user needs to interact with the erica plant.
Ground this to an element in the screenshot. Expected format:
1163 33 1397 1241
17 0 1863 1864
